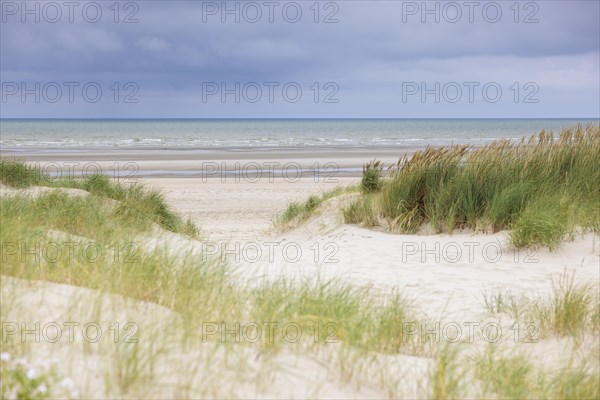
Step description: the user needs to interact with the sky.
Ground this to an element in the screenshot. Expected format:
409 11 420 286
1 0 599 118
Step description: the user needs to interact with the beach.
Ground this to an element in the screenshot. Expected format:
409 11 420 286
0 145 389 240
3 0 599 395
1 122 599 399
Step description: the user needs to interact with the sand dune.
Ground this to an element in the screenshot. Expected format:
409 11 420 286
147 178 600 323
2 176 598 398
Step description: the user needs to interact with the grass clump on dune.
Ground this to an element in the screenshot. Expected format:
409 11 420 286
361 159 384 194
0 158 44 188
1 191 131 241
342 195 378 228
344 123 600 249
473 345 599 400
83 174 198 237
482 271 599 338
475 349 534 399
1 181 419 357
430 344 465 400
249 280 417 352
0 160 197 237
428 343 599 399
278 186 357 227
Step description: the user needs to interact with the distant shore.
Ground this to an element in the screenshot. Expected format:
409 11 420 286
0 145 420 178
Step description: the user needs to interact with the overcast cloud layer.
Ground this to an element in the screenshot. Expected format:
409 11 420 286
1 0 599 118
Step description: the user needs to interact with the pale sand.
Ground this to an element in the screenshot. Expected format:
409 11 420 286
145 177 358 241
3 175 599 398
146 177 600 323
1 147 413 178
3 276 429 399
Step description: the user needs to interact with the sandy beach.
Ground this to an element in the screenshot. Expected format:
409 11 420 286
3 0 599 396
2 141 600 398
1 146 414 179
147 175 600 321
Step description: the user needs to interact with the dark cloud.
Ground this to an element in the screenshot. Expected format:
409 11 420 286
1 0 598 117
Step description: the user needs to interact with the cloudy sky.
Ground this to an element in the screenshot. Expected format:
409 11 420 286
1 0 599 118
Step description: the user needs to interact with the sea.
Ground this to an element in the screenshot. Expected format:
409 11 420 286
0 119 597 151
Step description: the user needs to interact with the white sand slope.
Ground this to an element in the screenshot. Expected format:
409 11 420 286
146 178 599 324
2 276 435 399
3 179 599 398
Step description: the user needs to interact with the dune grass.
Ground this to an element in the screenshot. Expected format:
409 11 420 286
477 345 599 399
249 281 418 353
427 343 599 400
482 271 598 337
361 159 384 194
475 347 536 399
0 175 418 356
342 194 379 228
277 185 357 227
3 156 599 398
0 158 45 188
0 159 197 237
343 123 600 248
430 344 465 400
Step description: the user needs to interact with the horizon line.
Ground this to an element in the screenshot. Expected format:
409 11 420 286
2 117 599 121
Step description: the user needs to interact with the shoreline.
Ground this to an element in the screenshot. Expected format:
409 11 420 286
1 128 599 398
0 146 419 178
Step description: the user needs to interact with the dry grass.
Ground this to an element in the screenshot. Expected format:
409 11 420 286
343 123 600 249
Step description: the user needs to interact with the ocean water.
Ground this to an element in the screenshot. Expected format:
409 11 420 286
0 119 597 150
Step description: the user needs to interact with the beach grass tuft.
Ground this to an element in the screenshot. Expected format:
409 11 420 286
430 344 465 400
0 160 198 237
277 185 357 227
475 347 535 399
482 271 598 337
1 182 420 356
344 123 600 248
0 158 43 188
474 344 599 399
361 159 384 194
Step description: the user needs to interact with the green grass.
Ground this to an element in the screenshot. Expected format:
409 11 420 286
0 158 44 188
425 343 599 399
277 185 357 227
482 290 529 320
475 347 535 399
508 194 569 250
430 344 465 400
342 195 378 228
548 365 600 400
482 271 598 337
361 159 384 194
1 191 136 242
540 273 597 336
0 160 198 237
250 281 417 352
473 345 599 400
3 156 599 398
0 185 419 356
343 123 600 249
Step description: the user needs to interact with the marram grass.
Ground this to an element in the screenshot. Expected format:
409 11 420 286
2 157 599 398
482 271 599 338
0 183 419 356
346 123 600 249
277 185 358 227
0 160 198 238
427 342 599 400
